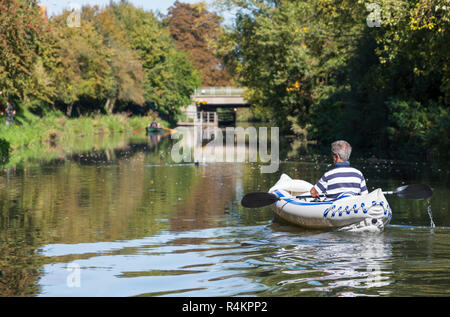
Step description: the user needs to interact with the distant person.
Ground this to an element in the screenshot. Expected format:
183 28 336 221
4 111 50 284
310 140 368 200
0 92 4 117
149 119 158 128
5 100 16 126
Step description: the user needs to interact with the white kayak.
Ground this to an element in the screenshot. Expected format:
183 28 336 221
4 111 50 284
269 174 392 231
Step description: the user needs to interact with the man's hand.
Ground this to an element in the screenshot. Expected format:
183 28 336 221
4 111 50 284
310 187 320 198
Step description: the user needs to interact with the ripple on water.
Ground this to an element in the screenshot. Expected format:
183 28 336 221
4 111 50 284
37 223 450 297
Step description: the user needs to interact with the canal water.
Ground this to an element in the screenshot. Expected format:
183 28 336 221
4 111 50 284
0 126 449 297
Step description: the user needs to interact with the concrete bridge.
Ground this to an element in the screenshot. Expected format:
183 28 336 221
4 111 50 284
179 87 250 127
191 87 250 109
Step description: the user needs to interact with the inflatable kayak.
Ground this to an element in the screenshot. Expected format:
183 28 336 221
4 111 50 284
269 174 392 231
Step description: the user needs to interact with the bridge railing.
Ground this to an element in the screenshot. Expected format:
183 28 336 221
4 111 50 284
180 110 218 126
194 87 244 96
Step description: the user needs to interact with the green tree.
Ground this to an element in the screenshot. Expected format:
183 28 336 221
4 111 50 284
218 0 365 131
0 0 56 105
219 0 449 158
95 7 145 114
109 1 200 123
50 4 146 116
51 7 114 116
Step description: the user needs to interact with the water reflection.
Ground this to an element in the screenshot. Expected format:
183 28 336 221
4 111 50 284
0 240 43 296
37 226 271 297
0 127 449 296
274 232 393 295
1 132 174 296
170 126 280 173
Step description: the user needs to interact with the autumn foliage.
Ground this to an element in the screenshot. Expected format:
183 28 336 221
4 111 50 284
0 0 201 123
164 1 233 86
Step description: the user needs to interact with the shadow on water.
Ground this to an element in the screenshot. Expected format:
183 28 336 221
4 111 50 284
0 126 449 296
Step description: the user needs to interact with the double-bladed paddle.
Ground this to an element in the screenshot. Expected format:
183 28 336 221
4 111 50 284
382 184 433 200
133 126 177 134
241 184 433 208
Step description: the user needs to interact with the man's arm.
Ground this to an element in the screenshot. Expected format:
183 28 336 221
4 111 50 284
311 175 327 198
310 186 320 198
360 176 368 195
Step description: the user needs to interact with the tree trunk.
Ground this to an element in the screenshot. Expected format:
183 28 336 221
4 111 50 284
105 98 116 114
75 104 81 117
66 103 73 117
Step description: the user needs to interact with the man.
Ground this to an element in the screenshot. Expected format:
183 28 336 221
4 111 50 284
310 140 368 200
149 119 158 128
0 92 3 117
5 99 16 126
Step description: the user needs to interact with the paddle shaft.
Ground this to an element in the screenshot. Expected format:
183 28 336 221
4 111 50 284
277 189 418 200
241 184 432 208
296 189 427 200
135 126 176 133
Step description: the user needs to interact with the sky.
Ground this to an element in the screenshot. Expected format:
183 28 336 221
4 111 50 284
38 0 215 17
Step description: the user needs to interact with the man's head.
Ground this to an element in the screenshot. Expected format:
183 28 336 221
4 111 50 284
331 140 352 162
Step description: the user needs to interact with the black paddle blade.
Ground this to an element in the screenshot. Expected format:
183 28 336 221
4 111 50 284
241 192 280 208
394 184 433 200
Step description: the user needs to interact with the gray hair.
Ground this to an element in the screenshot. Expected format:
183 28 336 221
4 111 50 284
331 140 352 161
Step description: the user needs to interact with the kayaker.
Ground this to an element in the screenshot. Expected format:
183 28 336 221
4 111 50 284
310 140 368 200
149 119 158 128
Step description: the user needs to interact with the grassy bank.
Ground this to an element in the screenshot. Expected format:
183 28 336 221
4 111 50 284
0 112 168 167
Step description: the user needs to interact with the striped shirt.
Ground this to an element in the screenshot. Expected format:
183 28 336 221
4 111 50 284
314 161 368 200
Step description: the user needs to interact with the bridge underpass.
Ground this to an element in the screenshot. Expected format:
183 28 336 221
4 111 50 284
178 87 250 126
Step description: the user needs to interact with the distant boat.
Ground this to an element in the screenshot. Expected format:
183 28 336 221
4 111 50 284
146 127 164 135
